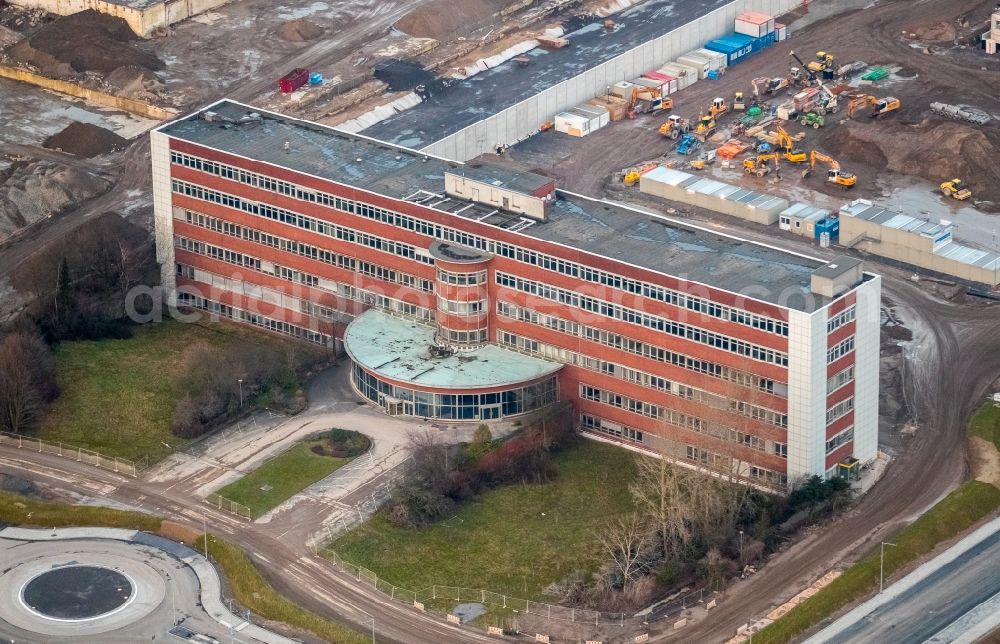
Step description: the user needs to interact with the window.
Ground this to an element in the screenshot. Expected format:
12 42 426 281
827 365 855 394
828 306 856 333
774 442 788 458
826 397 854 424
827 337 855 363
826 426 854 453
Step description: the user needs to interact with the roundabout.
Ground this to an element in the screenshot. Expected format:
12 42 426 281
21 565 135 621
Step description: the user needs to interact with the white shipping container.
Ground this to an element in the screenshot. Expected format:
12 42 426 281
660 62 699 89
735 11 775 38
676 52 712 79
691 48 727 71
774 23 787 41
572 104 609 129
554 111 590 137
632 77 664 94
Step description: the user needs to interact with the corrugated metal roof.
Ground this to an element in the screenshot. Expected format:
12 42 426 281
936 242 1000 269
642 166 694 186
840 199 948 237
781 202 830 222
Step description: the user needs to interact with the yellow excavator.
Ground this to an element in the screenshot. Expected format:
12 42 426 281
743 153 780 178
776 125 807 163
940 178 972 201
847 94 901 119
803 150 856 188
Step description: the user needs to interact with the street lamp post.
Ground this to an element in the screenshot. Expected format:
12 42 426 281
879 541 897 594
739 529 744 565
237 378 244 409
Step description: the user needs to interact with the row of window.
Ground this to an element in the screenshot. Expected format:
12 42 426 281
826 396 855 425
576 383 779 453
827 365 855 395
175 237 261 270
580 413 645 443
496 300 778 395
495 318 787 428
437 269 486 285
170 151 789 337
439 328 488 345
437 297 486 315
826 426 855 454
171 180 434 267
176 293 329 345
683 447 788 487
827 306 856 333
828 337 855 364
496 273 789 367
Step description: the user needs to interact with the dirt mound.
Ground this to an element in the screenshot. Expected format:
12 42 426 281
0 161 111 242
825 119 1000 203
374 59 435 91
0 25 19 49
396 0 511 40
43 122 127 158
903 21 957 42
7 10 162 76
277 18 324 42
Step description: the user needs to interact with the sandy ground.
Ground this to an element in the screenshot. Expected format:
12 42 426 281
970 435 1000 487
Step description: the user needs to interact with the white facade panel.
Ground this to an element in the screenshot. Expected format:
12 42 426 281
786 307 828 482
150 130 177 305
852 276 881 464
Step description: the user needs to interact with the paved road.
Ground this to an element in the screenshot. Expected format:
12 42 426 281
806 521 1000 644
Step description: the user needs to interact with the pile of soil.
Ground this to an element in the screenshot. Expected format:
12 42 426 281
825 119 1000 208
395 0 511 40
903 21 957 42
0 25 19 49
277 18 324 42
43 122 127 158
0 160 111 241
6 10 162 76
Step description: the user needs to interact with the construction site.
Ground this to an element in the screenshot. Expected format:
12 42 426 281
2 0 1000 642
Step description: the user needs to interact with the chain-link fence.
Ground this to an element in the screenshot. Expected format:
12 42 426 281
0 431 142 477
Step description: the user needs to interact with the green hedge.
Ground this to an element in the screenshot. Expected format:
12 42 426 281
753 480 1000 644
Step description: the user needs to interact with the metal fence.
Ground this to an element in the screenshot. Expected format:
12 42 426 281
321 548 629 627
204 492 253 521
0 431 142 477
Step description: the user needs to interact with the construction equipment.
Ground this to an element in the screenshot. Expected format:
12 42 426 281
676 133 701 155
775 125 806 163
708 97 729 120
799 112 825 128
734 91 746 111
814 81 840 114
803 150 856 188
743 153 780 178
751 77 790 98
789 51 818 85
694 114 718 141
625 86 672 118
808 51 834 75
622 162 657 186
847 94 900 119
658 114 691 139
940 179 973 201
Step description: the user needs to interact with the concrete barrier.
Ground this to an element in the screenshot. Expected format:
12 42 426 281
447 614 461 624
0 65 176 120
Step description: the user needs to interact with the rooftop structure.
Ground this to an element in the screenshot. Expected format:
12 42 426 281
160 100 827 310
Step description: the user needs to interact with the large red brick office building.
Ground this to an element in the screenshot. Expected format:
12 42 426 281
151 100 880 490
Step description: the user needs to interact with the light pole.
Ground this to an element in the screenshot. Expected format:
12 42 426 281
879 541 897 594
237 378 244 409
203 515 209 559
739 529 744 565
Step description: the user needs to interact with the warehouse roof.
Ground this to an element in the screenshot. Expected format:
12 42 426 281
344 310 561 389
158 100 830 311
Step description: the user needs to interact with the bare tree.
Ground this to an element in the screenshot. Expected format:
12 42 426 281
596 513 652 589
629 455 690 558
0 332 57 434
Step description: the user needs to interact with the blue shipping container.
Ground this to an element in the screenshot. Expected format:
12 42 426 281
814 218 840 242
705 31 776 65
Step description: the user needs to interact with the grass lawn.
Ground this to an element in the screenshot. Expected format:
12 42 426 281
216 437 354 517
332 440 637 599
0 490 162 532
753 479 1000 644
969 402 1000 450
35 319 298 464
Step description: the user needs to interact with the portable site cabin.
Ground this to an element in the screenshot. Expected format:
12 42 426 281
554 103 610 137
676 51 714 79
643 70 679 94
659 62 699 89
691 48 728 71
779 203 831 237
735 11 775 38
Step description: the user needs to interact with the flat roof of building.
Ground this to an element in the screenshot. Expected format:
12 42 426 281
344 310 561 389
158 100 828 311
812 256 862 280
359 0 729 148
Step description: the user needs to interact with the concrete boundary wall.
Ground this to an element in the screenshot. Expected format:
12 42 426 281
0 65 176 120
422 0 802 161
